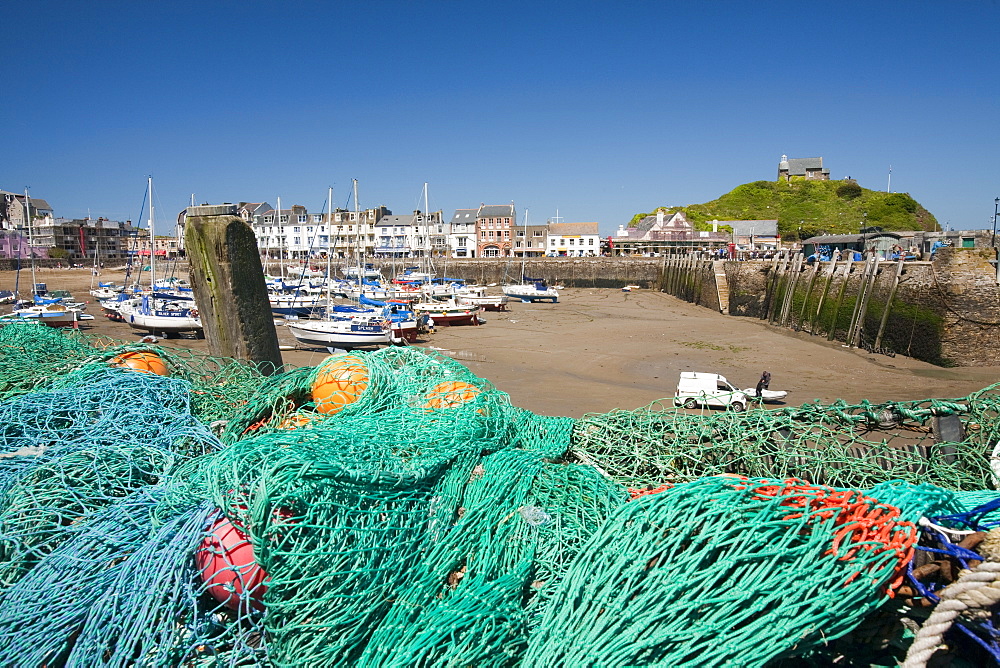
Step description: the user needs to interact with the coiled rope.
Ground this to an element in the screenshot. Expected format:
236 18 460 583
902 559 1000 667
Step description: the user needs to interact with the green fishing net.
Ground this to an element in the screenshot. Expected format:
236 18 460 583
0 323 997 666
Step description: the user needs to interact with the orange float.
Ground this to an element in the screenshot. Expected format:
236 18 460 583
196 516 268 611
423 380 480 409
310 354 369 415
109 351 169 376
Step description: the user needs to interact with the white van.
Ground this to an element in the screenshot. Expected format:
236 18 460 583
673 372 750 412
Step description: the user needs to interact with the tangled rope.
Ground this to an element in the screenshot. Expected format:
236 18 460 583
902 559 1000 667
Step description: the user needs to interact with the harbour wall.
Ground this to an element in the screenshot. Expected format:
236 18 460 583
720 248 1000 367
394 253 1000 367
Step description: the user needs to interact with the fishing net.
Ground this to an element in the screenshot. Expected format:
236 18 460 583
1 323 1000 666
571 389 1000 491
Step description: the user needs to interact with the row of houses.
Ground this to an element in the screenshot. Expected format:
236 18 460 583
181 201 604 259
0 189 180 261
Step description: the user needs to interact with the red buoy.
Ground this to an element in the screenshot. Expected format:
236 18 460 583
195 516 268 611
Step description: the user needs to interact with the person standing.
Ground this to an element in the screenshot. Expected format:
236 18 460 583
755 371 771 399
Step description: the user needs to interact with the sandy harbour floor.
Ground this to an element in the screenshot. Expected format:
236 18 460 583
8 266 999 419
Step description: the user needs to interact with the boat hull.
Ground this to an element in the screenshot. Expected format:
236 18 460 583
286 320 392 348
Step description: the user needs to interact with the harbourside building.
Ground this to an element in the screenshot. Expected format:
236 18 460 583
475 204 516 258
777 155 830 182
546 222 600 257
714 219 780 251
373 209 445 258
448 209 477 258
33 217 139 261
248 204 390 260
613 209 729 256
514 223 548 257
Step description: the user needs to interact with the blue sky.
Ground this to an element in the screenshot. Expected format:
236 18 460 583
5 1 999 236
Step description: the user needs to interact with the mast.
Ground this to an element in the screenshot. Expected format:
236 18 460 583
25 187 36 299
147 177 155 291
423 182 429 261
326 186 333 307
277 195 283 276
353 179 360 281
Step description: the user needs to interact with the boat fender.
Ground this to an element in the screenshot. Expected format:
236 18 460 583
190 308 199 318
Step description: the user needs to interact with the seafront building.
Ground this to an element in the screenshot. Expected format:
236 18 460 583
547 222 601 257
475 204 516 258
448 209 478 258
613 209 730 256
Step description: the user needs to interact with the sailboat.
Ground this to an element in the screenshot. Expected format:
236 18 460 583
502 208 559 303
118 177 202 336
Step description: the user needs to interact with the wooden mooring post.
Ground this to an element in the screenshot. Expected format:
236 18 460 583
185 204 283 372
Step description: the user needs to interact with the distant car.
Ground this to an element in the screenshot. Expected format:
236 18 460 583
673 372 750 412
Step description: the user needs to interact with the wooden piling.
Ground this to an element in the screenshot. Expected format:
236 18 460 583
184 205 283 372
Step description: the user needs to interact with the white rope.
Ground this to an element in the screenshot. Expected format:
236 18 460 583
902 560 1000 668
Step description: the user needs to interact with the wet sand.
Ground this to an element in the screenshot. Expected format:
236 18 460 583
11 266 1000 418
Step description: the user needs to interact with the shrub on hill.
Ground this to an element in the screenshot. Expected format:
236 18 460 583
631 179 937 239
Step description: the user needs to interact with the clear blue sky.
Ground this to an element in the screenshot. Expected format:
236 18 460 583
5 1 999 236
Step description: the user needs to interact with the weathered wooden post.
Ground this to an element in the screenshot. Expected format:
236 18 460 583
184 204 283 373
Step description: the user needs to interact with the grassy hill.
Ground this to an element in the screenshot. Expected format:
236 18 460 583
631 179 938 240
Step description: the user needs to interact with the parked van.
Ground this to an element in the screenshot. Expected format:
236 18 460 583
673 372 750 412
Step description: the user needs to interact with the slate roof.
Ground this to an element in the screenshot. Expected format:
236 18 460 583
451 208 477 224
782 157 828 176
477 204 515 219
548 222 599 236
718 220 779 236
375 214 415 228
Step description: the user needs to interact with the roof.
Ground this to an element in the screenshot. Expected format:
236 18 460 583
781 157 828 175
548 222 599 236
477 204 515 219
375 214 416 228
718 220 779 236
450 208 477 224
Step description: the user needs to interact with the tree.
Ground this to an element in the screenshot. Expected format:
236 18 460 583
48 247 69 259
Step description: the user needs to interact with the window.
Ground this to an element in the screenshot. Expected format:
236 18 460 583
293 237 301 245
263 215 273 224
313 215 322 223
589 238 595 245
279 215 288 223
457 237 467 247
534 230 543 237
550 239 556 246
306 227 313 233
560 239 566 246
504 231 510 238
298 215 307 223
569 238 575 245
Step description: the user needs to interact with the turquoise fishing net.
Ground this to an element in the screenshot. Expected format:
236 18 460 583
0 324 998 666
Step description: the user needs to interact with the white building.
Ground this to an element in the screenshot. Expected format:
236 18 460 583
448 208 477 258
547 222 601 257
374 209 445 258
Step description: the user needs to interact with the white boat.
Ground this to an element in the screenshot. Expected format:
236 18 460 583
743 388 789 403
502 280 559 303
5 303 79 327
412 298 482 326
90 283 121 300
456 285 508 311
118 178 202 336
286 312 398 348
120 294 201 334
